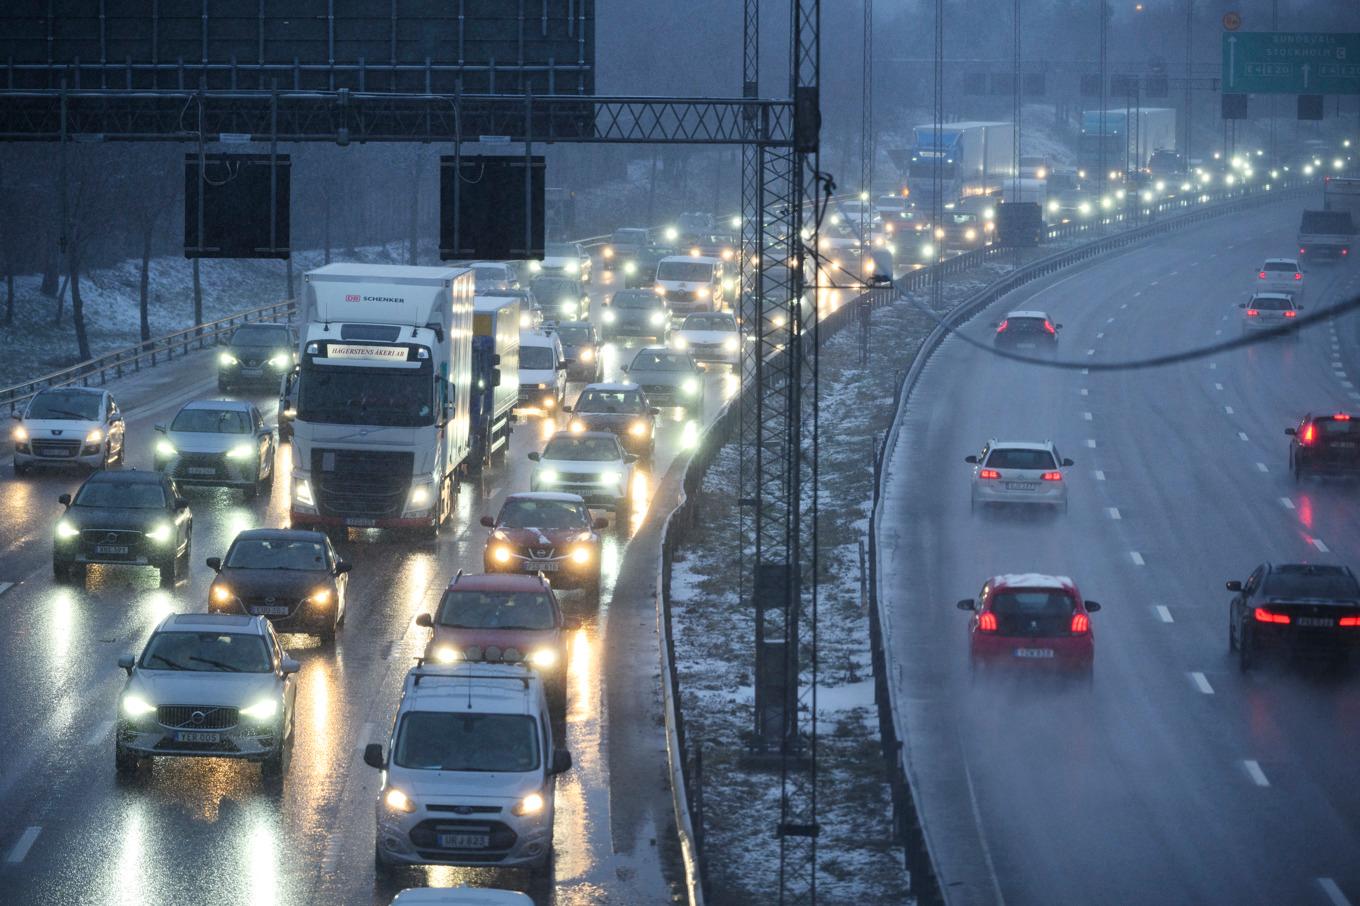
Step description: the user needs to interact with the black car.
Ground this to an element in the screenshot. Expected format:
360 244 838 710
530 276 588 322
994 310 1061 350
601 289 671 340
207 529 351 643
564 383 659 459
54 470 192 587
604 227 651 271
218 323 297 392
550 321 602 382
626 245 679 288
1287 412 1360 480
1228 563 1360 671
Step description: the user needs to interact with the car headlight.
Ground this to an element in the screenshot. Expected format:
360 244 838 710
579 347 595 363
56 519 81 539
654 285 666 296
121 693 156 718
530 260 542 272
513 792 546 816
433 645 461 664
282 408 296 419
560 300 576 315
603 309 617 324
570 546 591 565
624 262 637 275
664 226 679 242
569 420 587 434
539 468 559 484
12 424 28 443
155 440 177 458
695 287 709 299
85 428 103 445
672 336 688 350
681 378 700 396
964 228 977 241
226 443 255 461
211 584 234 604
602 246 615 259
309 587 333 606
384 787 416 813
723 337 739 352
240 698 279 721
219 352 239 366
599 469 621 486
269 353 290 368
293 479 314 507
629 420 648 437
146 522 174 545
529 648 559 669
649 311 664 326
566 261 579 274
492 544 513 563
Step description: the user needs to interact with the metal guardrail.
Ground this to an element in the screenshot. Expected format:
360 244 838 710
0 299 297 415
866 175 1312 906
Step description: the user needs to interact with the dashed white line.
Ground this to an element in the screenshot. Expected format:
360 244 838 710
1096 332 1105 339
1312 538 1331 553
1129 551 1145 566
1343 381 1355 389
1280 497 1295 510
1083 411 1093 421
1149 280 1160 286
5 826 40 864
1238 431 1249 441
1154 605 1173 623
1106 317 1115 324
1086 348 1096 356
1168 270 1180 276
1190 672 1214 695
1256 462 1269 473
1086 439 1097 448
1106 507 1121 520
1224 406 1234 415
0 582 12 597
1215 329 1223 336
1093 470 1106 481
1209 362 1218 370
1080 388 1089 396
1214 383 1224 391
1081 368 1090 376
1243 760 1270 787
1318 878 1352 906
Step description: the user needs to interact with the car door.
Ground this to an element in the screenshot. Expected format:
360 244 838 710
1237 566 1264 630
325 536 348 613
251 406 272 468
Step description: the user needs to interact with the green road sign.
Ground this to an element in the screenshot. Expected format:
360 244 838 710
1222 32 1360 95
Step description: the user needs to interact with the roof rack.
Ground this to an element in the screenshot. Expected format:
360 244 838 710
408 662 532 689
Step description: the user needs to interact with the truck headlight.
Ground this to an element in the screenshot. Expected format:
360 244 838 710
649 311 664 326
219 352 238 366
121 693 156 718
492 544 513 563
603 309 617 324
226 444 255 460
560 300 576 315
723 337 739 352
602 246 615 259
85 428 103 445
146 522 174 545
681 378 700 396
529 648 559 669
629 421 648 437
964 228 977 241
240 698 278 721
156 440 177 458
570 546 591 565
384 787 416 814
539 468 559 484
695 287 709 299
520 312 532 329
530 260 542 272
56 519 81 539
293 479 315 507
407 482 433 512
579 347 595 363
513 792 546 816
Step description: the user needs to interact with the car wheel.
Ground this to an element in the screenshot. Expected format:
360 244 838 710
115 741 141 776
14 460 29 477
1238 628 1255 673
158 557 177 588
261 743 286 780
1228 610 1238 652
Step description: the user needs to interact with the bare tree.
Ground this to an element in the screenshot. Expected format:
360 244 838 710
125 148 181 342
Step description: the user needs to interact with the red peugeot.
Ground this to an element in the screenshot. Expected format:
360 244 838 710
957 573 1101 679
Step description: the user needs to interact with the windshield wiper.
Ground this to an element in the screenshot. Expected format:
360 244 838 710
148 654 186 670
40 408 96 420
188 655 242 672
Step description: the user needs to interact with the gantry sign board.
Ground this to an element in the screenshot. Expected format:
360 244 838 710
1223 32 1360 95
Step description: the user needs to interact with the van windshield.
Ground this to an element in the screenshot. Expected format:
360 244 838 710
394 712 540 772
657 261 715 282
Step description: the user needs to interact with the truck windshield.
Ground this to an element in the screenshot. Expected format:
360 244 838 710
298 365 433 427
909 159 956 179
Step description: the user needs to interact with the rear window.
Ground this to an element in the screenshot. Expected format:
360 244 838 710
1249 297 1292 311
984 448 1057 470
1263 262 1298 272
1262 567 1360 600
991 590 1075 617
1008 316 1049 331
1314 417 1360 435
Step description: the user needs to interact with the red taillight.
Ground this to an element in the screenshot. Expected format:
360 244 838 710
1258 271 1267 279
1246 309 1259 317
1043 320 1056 335
1283 310 1297 318
1299 247 1307 254
1254 607 1291 625
996 319 1009 333
1344 248 1349 256
1302 423 1317 445
1294 272 1303 280
1070 612 1090 633
978 612 998 632
1335 413 1351 421
1339 615 1360 628
978 469 1002 479
1040 471 1063 481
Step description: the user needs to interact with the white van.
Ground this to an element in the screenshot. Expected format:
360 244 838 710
518 330 566 413
654 255 724 315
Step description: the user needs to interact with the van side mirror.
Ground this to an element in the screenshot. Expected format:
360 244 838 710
551 749 574 775
414 613 434 628
118 654 136 675
956 599 975 611
480 515 496 528
58 493 72 506
154 424 166 434
964 455 978 464
1225 580 1243 592
280 658 300 675
206 557 222 572
363 744 386 770
1083 601 1101 612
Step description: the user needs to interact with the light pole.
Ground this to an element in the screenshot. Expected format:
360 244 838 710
1184 0 1193 168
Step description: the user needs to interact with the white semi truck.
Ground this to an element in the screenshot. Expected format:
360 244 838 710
290 263 475 538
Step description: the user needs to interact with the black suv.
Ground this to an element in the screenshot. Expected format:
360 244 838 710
207 529 352 643
54 470 193 587
1287 412 1360 480
218 323 296 391
1227 563 1360 671
994 311 1061 350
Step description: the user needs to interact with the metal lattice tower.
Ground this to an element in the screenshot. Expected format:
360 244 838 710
739 0 762 669
930 0 944 310
860 0 874 245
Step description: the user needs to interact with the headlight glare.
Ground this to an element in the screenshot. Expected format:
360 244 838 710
269 353 290 368
384 787 416 813
570 547 591 565
85 428 103 445
579 347 595 362
433 645 461 664
240 698 279 721
529 648 559 669
629 421 648 437
226 444 255 461
514 792 546 815
309 587 333 606
121 694 156 718
603 309 617 323
540 468 559 484
600 469 621 486
569 420 586 434
723 337 739 352
649 311 664 326
13 424 28 442
219 352 238 366
146 522 174 545
211 584 233 604
681 378 700 395
492 544 513 563
155 440 177 458
56 519 81 539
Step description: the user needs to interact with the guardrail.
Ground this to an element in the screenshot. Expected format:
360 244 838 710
866 174 1312 906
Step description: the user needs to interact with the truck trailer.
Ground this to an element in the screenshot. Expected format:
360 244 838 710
470 294 521 471
1078 107 1176 179
896 121 1013 210
290 263 475 538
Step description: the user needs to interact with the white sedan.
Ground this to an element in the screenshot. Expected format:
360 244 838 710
669 312 740 365
1255 258 1304 299
966 440 1072 511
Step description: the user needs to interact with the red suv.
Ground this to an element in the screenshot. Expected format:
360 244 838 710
415 573 569 718
480 492 607 598
957 574 1101 678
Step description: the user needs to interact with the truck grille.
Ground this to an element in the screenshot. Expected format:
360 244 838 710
157 705 239 730
312 448 413 517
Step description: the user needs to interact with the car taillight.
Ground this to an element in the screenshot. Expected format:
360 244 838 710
978 469 1002 479
1294 272 1302 280
977 612 998 632
1335 413 1351 421
1043 320 1056 335
1283 310 1297 318
1253 607 1291 625
1041 471 1063 481
996 319 1009 333
1299 247 1307 255
1258 271 1267 279
1070 612 1090 633
1301 423 1316 445
1340 615 1360 628
1344 248 1350 256
1245 309 1259 317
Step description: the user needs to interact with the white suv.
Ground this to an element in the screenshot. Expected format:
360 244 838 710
366 663 573 878
12 386 126 474
966 440 1073 511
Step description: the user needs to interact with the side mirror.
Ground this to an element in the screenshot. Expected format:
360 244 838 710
414 613 434 628
528 452 541 462
118 654 135 675
649 407 661 416
1284 427 1296 436
620 364 630 373
334 560 352 575
154 424 166 434
562 405 573 413
1225 580 1243 592
58 493 72 506
480 515 496 528
9 412 20 420
956 599 975 611
491 367 502 387
175 498 190 511
280 658 300 675
111 413 124 424
363 743 386 770
624 453 638 463
964 455 978 464
1061 457 1074 467
206 557 222 572
551 749 574 775
556 361 568 371
1084 601 1102 612
592 516 609 530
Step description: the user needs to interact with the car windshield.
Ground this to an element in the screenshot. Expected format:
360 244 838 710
542 436 621 462
1316 417 1360 435
436 589 557 630
231 325 290 347
656 261 715 282
631 350 693 372
1262 568 1360 600
681 314 736 331
531 278 578 298
985 448 1058 470
472 267 510 289
613 229 649 245
1263 262 1298 272
28 390 101 421
498 498 589 530
225 539 328 571
140 631 272 673
947 213 979 225
1249 297 1292 311
991 590 1075 617
520 345 556 370
170 408 251 434
297 364 433 427
74 480 166 509
576 390 645 413
394 712 539 772
545 243 577 258
614 292 658 310
554 326 593 344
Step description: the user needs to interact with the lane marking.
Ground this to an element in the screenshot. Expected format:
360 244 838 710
1086 348 1096 356
1318 878 1352 906
1243 760 1270 787
1190 672 1214 695
1093 470 1106 481
1080 388 1089 396
1083 411 1093 421
5 826 40 864
1081 368 1090 376
1312 538 1331 553
1150 279 1160 286
1280 497 1295 510
487 485 504 499
1209 362 1218 370
1096 332 1105 340
1086 439 1097 448
1224 406 1234 415
1256 462 1269 473
1238 431 1249 441
1214 383 1224 391
0 582 12 597
1154 605 1173 623
1129 551 1145 566
85 719 114 747
1106 507 1121 520
1106 317 1115 324
1169 270 1179 276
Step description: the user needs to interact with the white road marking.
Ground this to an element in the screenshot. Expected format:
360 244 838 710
1106 317 1115 324
1154 605 1173 623
1313 538 1331 553
0 582 12 597
1081 368 1090 375
1209 362 1218 370
1238 431 1249 441
1224 406 1234 415
1106 507 1121 520
1096 332 1105 339
1190 672 1214 695
1086 348 1096 356
1093 470 1106 481
1129 551 1145 566
1280 497 1295 510
1150 280 1160 286
1083 411 1093 421
1086 439 1097 448
1080 388 1089 396
1243 760 1270 787
1343 381 1355 389
1318 878 1352 906
1214 383 1224 391
5 826 40 864
358 721 374 755
85 719 114 747
1257 462 1268 473
1215 329 1223 336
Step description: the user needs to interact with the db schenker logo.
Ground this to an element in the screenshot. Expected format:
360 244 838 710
345 294 360 302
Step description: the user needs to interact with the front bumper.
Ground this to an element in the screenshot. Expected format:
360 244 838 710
55 532 173 568
219 361 290 386
15 440 105 468
209 596 336 633
485 553 597 587
680 344 739 365
158 454 256 488
970 634 1093 668
376 803 552 869
117 716 283 760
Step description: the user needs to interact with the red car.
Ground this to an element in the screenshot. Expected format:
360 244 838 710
480 492 607 597
415 572 569 718
957 573 1101 678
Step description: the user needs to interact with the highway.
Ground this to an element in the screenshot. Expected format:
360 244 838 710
0 267 715 905
878 199 1360 906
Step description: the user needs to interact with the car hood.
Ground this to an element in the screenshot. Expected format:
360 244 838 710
65 506 166 531
166 430 253 454
572 411 642 430
128 670 279 708
429 625 562 653
19 417 102 438
396 769 543 804
537 457 623 475
676 329 734 344
217 567 332 599
492 526 594 548
656 280 709 290
627 370 691 386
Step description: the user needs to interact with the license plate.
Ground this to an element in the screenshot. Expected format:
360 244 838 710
1329 442 1356 449
241 368 263 376
346 517 375 527
524 561 560 572
95 545 129 555
1013 648 1055 658
438 832 490 849
174 731 221 743
252 606 289 616
188 466 217 476
1005 481 1038 491
42 448 75 457
1297 616 1333 628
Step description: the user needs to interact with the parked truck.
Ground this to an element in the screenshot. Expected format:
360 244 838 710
1078 108 1176 179
1297 209 1355 260
290 263 475 538
470 294 521 471
893 121 1013 211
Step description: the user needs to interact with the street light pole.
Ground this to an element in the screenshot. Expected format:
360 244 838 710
1184 0 1193 168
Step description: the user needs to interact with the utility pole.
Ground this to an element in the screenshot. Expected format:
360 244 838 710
1270 0 1278 165
1184 0 1193 168
1098 0 1108 223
